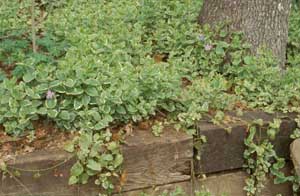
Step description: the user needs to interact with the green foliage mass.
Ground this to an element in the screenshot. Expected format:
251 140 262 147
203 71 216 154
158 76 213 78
243 118 300 196
287 3 300 66
0 0 68 79
1 0 300 195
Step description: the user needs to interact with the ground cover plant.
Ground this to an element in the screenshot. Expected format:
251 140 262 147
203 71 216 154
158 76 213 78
288 0 300 67
1 0 300 195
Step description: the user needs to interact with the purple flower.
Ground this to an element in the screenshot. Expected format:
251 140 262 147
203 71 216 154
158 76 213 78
204 44 213 51
46 90 55 99
198 34 205 41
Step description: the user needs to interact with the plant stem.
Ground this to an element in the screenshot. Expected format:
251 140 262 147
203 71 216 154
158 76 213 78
5 169 33 196
31 0 37 53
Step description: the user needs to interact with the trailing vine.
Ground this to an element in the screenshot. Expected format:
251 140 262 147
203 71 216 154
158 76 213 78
243 117 300 196
65 130 123 194
243 119 282 195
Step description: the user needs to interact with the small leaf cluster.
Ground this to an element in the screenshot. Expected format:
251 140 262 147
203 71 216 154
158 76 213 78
65 130 123 194
291 116 300 139
243 120 284 196
151 121 164 137
243 119 300 196
224 51 300 114
287 4 300 67
178 74 236 128
0 0 68 77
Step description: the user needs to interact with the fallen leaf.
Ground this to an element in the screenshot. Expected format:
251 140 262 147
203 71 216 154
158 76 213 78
23 146 34 153
120 170 127 187
153 54 166 63
124 124 133 137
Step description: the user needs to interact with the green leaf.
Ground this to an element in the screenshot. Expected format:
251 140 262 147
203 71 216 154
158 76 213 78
267 128 276 140
186 128 196 135
84 78 98 86
107 142 118 151
59 111 70 120
102 154 113 161
64 141 75 153
36 84 48 92
274 175 288 184
53 86 66 93
25 88 41 99
49 80 62 88
85 87 98 97
80 173 89 184
243 56 253 65
37 107 47 115
61 99 72 108
82 95 91 106
78 133 93 150
68 176 78 185
90 142 102 157
23 72 35 83
215 46 225 56
45 99 57 109
127 104 137 113
21 106 37 115
70 162 84 176
87 159 102 171
102 105 111 114
65 79 76 87
219 30 227 38
74 99 83 110
86 169 98 176
66 88 84 95
232 58 241 66
94 122 106 130
273 158 285 169
47 109 58 118
90 111 101 121
253 119 264 126
116 105 126 114
95 179 101 185
114 154 123 167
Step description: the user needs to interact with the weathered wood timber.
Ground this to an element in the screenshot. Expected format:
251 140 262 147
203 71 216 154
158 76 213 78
0 111 297 195
0 128 193 196
195 111 296 174
115 169 293 196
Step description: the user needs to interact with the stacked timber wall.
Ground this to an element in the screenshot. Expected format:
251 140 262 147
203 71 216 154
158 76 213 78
0 111 298 196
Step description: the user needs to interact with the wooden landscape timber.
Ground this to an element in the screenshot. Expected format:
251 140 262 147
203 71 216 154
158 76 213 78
0 128 193 196
0 111 298 195
195 111 297 174
116 169 294 196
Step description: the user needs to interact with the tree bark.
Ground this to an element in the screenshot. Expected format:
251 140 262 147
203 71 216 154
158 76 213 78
199 0 292 69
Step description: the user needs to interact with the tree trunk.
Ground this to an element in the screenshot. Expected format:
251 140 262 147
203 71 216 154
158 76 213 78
199 0 292 69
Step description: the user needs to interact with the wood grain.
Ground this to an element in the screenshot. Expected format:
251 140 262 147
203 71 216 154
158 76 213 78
0 128 193 195
114 169 293 196
195 111 296 174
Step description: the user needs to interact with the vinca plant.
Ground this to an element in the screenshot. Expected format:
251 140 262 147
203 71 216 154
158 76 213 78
1 0 300 195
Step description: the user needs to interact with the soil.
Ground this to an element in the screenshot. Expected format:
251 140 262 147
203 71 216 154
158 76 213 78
0 113 168 163
0 120 76 162
0 61 15 77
